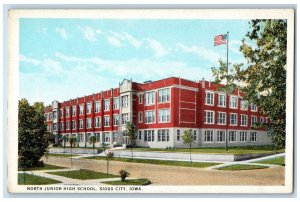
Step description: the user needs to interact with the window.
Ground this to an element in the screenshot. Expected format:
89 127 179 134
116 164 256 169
250 103 257 111
204 111 214 124
230 96 238 109
251 116 257 126
66 107 70 117
240 100 248 110
60 109 63 118
217 131 225 142
86 118 92 128
72 120 76 129
217 112 226 125
204 130 213 142
230 113 237 125
78 134 83 142
66 122 70 130
138 131 142 140
145 111 155 123
104 99 110 111
53 123 57 131
250 132 257 142
193 130 197 141
44 114 48 120
139 94 143 104
113 132 117 142
158 88 170 103
104 116 110 127
104 132 110 143
229 131 237 142
138 112 143 123
121 113 128 125
218 94 226 107
205 91 214 105
158 109 170 123
95 101 100 112
176 130 180 141
158 129 169 142
240 132 247 142
86 103 92 114
53 111 57 120
49 113 52 121
113 97 119 109
145 91 155 105
121 95 129 108
72 106 76 116
144 130 155 142
59 122 64 130
95 117 101 128
113 115 119 126
241 115 248 126
79 105 84 115
79 119 83 129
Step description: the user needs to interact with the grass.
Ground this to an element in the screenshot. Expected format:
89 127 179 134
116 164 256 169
217 164 269 171
126 145 284 155
253 156 285 166
48 153 79 158
104 178 151 186
86 156 220 168
18 164 66 171
18 173 61 185
47 169 118 180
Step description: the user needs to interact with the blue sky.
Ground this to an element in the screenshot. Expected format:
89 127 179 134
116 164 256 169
19 18 251 105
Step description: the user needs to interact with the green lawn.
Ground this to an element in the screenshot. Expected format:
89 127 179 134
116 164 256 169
18 164 66 171
104 178 151 186
126 145 284 155
47 169 118 180
253 156 285 166
217 164 269 171
18 173 62 185
48 153 79 158
86 156 220 168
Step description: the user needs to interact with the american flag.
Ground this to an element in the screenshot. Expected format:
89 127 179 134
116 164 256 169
214 34 227 46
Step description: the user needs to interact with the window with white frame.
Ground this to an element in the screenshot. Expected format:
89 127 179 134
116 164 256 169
138 131 142 140
95 133 100 142
145 91 155 105
176 130 180 141
240 132 247 142
78 133 83 142
158 109 170 123
49 113 52 121
250 132 257 142
66 107 70 117
145 111 155 123
60 109 63 118
104 116 110 127
230 113 237 125
217 131 225 142
86 118 92 128
94 117 101 128
104 99 110 111
204 130 213 142
251 116 257 126
66 122 70 130
79 105 84 115
241 115 248 126
59 122 64 130
158 129 169 142
139 94 143 104
104 132 110 143
79 119 83 129
53 123 57 131
53 111 57 120
260 117 264 123
113 115 119 126
204 111 214 124
230 96 238 108
72 120 76 129
113 132 117 142
229 131 237 142
113 97 119 109
144 130 155 142
72 106 76 116
250 103 257 111
205 91 214 105
122 113 129 125
121 95 129 108
86 103 92 114
218 93 226 107
217 112 226 125
138 112 143 123
240 100 248 110
94 101 100 112
193 130 197 141
158 88 170 103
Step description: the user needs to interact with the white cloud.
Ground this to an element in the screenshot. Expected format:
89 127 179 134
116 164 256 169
229 39 242 54
106 36 122 47
123 32 143 49
79 26 98 42
147 38 168 58
55 28 68 39
107 31 142 49
19 54 41 65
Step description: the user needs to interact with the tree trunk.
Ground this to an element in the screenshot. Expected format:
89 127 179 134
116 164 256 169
190 143 192 164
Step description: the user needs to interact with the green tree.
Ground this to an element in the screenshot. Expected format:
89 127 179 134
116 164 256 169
89 135 97 157
181 129 194 163
69 136 77 168
126 121 137 160
106 152 114 174
62 135 68 153
18 98 52 170
212 20 287 150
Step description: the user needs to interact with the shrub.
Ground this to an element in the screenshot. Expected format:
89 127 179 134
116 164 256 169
97 148 104 154
119 169 130 182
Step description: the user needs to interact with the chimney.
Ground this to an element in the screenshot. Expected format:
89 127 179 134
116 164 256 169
202 78 205 88
208 81 211 87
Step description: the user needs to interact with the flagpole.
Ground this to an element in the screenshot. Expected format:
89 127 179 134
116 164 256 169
225 31 229 151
